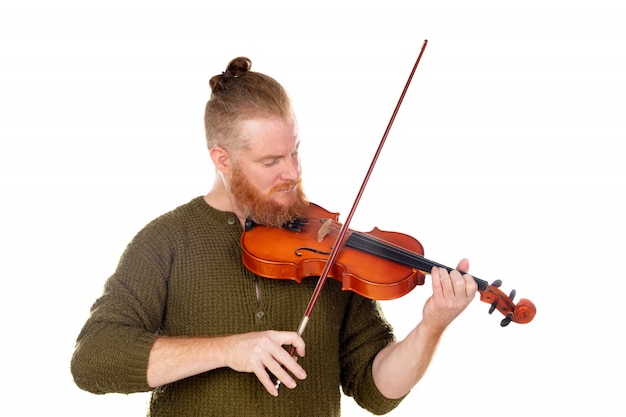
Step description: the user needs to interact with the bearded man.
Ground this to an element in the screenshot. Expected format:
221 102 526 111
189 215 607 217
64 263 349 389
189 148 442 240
71 57 476 417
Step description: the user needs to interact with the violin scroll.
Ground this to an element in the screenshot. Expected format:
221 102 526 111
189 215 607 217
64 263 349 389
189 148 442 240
478 280 536 326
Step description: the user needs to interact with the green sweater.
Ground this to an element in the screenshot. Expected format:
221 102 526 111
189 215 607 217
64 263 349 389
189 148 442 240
71 197 404 416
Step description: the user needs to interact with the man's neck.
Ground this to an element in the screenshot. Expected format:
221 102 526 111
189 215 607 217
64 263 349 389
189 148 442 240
204 178 247 227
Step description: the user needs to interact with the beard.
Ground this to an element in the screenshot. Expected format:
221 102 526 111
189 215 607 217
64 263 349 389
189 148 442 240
229 165 309 227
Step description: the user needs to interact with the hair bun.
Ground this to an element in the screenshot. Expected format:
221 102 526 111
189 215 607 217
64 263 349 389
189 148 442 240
225 57 252 76
209 57 252 90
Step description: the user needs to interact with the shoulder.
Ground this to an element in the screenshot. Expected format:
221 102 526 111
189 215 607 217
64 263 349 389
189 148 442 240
129 196 238 250
140 197 209 234
121 197 207 254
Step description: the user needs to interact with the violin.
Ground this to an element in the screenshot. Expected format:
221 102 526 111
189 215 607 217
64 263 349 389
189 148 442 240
242 202 536 327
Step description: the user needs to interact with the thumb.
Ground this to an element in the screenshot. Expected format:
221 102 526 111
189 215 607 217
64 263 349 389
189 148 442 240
456 258 470 273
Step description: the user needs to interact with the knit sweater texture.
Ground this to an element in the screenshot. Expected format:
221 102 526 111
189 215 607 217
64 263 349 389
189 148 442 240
71 197 404 416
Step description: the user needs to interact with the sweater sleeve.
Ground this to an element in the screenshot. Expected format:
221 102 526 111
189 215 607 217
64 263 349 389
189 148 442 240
339 295 407 415
71 216 175 394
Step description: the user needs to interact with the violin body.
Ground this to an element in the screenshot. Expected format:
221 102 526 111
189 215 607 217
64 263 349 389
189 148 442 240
242 203 426 300
242 202 536 326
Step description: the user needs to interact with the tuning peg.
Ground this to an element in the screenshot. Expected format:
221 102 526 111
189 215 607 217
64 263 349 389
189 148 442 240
500 313 512 327
489 301 498 314
509 289 516 301
491 279 502 288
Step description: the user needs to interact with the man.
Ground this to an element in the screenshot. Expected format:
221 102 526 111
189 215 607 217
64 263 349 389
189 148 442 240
71 57 477 416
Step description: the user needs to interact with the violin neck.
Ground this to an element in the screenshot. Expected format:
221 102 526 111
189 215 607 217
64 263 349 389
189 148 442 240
346 232 488 291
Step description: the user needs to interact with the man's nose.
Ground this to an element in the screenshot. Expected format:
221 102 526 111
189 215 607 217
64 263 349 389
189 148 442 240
282 156 301 181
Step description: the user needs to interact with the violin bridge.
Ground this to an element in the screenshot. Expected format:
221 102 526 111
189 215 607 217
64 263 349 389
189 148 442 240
317 218 333 243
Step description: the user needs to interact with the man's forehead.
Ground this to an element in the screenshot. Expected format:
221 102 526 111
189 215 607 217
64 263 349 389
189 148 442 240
240 118 298 149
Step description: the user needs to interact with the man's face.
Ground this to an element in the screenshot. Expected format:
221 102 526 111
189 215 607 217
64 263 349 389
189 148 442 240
227 117 308 227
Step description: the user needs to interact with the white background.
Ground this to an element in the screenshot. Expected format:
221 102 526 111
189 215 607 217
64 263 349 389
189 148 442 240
1 1 624 415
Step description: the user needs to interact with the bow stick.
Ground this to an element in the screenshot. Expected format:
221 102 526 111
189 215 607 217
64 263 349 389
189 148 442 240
277 39 429 388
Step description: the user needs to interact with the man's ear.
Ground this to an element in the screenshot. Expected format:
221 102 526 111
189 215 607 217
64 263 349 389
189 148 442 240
209 146 232 175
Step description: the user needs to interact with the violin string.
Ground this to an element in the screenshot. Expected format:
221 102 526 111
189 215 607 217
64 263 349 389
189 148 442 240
347 232 490 291
300 218 490 291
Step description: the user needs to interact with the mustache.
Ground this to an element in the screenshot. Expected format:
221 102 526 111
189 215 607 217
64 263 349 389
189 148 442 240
270 179 302 193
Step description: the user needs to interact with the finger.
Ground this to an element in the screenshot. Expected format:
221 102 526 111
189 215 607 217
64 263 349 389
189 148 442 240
254 346 301 395
431 266 450 299
463 272 479 298
293 340 306 359
254 367 280 396
272 345 307 381
430 266 442 290
449 269 478 300
449 269 468 296
264 360 298 390
437 267 453 289
283 333 306 359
